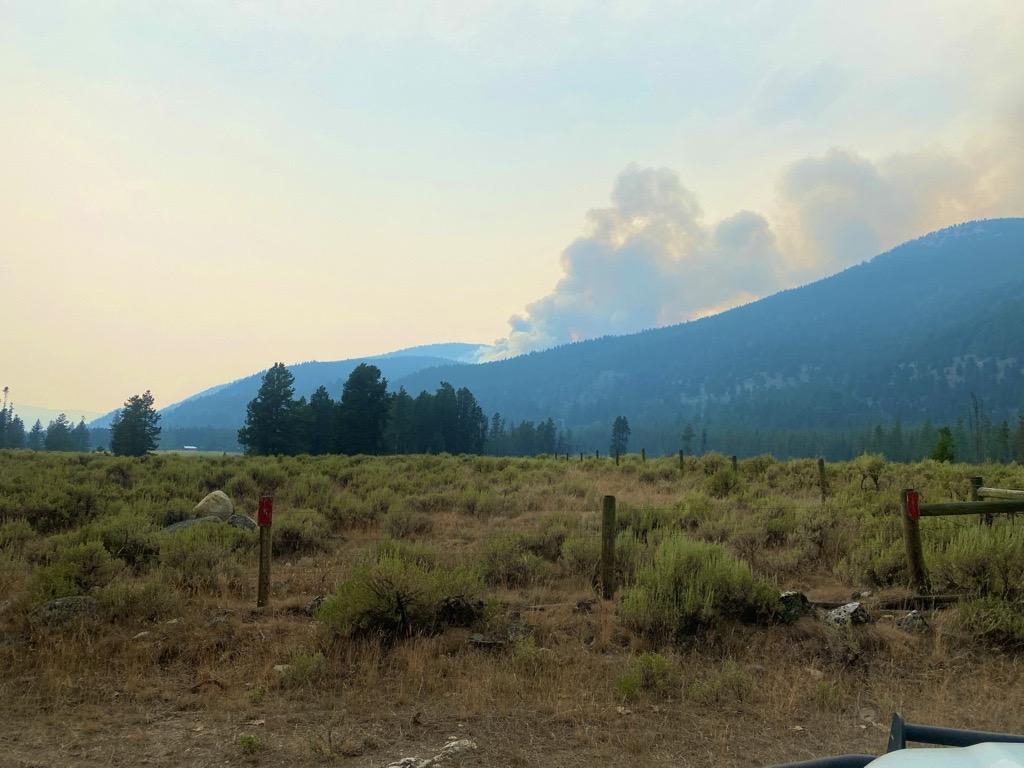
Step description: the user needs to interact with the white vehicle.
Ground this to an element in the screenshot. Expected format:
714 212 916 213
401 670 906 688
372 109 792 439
772 715 1024 768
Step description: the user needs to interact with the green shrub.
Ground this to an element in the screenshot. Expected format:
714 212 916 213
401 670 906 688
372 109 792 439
620 533 779 641
685 659 752 704
958 597 1024 650
930 526 1024 599
705 468 743 498
0 519 35 553
279 651 327 688
374 538 438 568
616 652 680 700
381 507 433 539
480 534 550 588
318 552 482 641
560 534 600 574
238 734 265 754
88 509 159 568
96 574 181 622
158 523 253 591
274 509 329 555
31 540 125 600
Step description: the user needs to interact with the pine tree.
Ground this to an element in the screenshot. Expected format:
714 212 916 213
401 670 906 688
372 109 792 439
5 414 25 448
27 420 45 450
307 385 335 455
238 363 299 456
610 416 630 457
931 426 955 463
384 387 415 454
72 418 90 452
336 364 390 455
110 391 161 456
45 414 74 451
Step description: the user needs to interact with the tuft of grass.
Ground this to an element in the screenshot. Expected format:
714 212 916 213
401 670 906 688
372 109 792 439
620 533 779 641
238 734 265 754
616 652 680 700
274 508 330 555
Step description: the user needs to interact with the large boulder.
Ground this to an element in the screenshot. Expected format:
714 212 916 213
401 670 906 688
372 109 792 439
32 596 98 625
226 514 258 531
779 590 812 623
194 490 233 521
825 602 871 628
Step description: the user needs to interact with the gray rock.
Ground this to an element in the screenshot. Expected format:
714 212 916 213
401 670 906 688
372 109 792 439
226 514 258 531
194 490 233 521
162 515 222 533
32 596 98 625
779 590 812 622
896 610 930 633
304 595 325 616
825 602 871 628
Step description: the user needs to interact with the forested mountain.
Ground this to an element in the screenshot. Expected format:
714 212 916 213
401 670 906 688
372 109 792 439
396 219 1024 447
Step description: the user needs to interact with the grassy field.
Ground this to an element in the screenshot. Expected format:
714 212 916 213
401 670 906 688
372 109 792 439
1 450 1023 767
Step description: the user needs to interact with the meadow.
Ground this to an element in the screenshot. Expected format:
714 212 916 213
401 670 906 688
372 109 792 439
1 449 1023 767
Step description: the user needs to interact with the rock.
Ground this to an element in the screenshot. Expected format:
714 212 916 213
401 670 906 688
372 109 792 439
896 610 930 633
779 590 812 622
273 664 292 674
162 515 222 533
31 596 98 625
851 589 873 600
825 602 871 628
468 633 506 650
304 595 325 616
226 514 258 531
193 490 233 521
384 739 478 768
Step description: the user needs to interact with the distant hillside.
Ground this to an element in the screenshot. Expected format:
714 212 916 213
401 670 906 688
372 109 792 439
90 343 488 431
396 219 1024 439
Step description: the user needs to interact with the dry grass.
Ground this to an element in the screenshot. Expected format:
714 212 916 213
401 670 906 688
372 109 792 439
1 450 1023 766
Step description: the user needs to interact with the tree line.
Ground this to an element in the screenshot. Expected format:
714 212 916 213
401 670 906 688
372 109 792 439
238 362 570 457
0 408 90 452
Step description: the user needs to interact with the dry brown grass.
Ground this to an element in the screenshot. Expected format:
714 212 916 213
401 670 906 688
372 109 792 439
1 451 1023 766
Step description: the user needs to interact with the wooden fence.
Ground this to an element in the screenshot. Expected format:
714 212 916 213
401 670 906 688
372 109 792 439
901 476 1024 588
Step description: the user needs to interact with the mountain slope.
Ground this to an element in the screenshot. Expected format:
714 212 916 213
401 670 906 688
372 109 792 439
396 219 1024 432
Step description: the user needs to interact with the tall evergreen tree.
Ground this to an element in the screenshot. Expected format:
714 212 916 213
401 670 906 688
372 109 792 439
110 391 161 456
336 364 390 455
27 419 45 450
454 387 487 454
44 413 74 451
307 385 335 455
610 416 630 456
931 426 955 463
72 418 90 452
384 387 415 454
238 363 299 455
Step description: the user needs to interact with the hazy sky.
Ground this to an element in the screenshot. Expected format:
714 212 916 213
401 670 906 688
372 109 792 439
3 1 1023 412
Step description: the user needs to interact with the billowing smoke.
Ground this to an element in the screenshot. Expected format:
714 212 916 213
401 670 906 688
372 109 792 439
486 166 785 358
488 110 1024 359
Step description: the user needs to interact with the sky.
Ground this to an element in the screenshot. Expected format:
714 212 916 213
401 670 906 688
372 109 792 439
2 1 1024 414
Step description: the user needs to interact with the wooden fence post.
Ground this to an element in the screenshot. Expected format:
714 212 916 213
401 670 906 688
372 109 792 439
601 495 616 599
901 489 926 589
641 448 646 462
257 495 273 608
817 457 828 503
615 451 620 466
595 450 599 459
679 450 684 473
580 452 584 462
970 476 990 526
731 455 738 472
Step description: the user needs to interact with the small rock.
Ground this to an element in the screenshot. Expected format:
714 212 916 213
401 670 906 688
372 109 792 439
207 614 230 628
616 706 633 715
273 664 292 674
895 610 930 633
304 595 325 616
165 617 182 625
851 589 873 600
31 596 98 625
575 599 596 614
779 590 812 622
194 490 233 520
467 633 506 650
162 515 222 533
825 602 871 628
226 513 258 531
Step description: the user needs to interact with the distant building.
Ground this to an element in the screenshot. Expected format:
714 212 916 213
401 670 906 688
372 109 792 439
183 445 198 451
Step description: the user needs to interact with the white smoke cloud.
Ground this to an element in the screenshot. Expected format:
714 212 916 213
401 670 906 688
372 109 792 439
488 109 1024 359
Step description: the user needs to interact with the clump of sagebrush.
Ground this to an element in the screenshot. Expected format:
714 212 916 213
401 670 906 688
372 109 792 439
929 525 1024 599
620 533 779 642
957 597 1024 651
704 468 743 498
279 651 328 688
479 533 554 588
381 505 433 539
158 523 254 592
274 508 330 554
616 652 680 700
317 551 482 641
31 540 124 601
